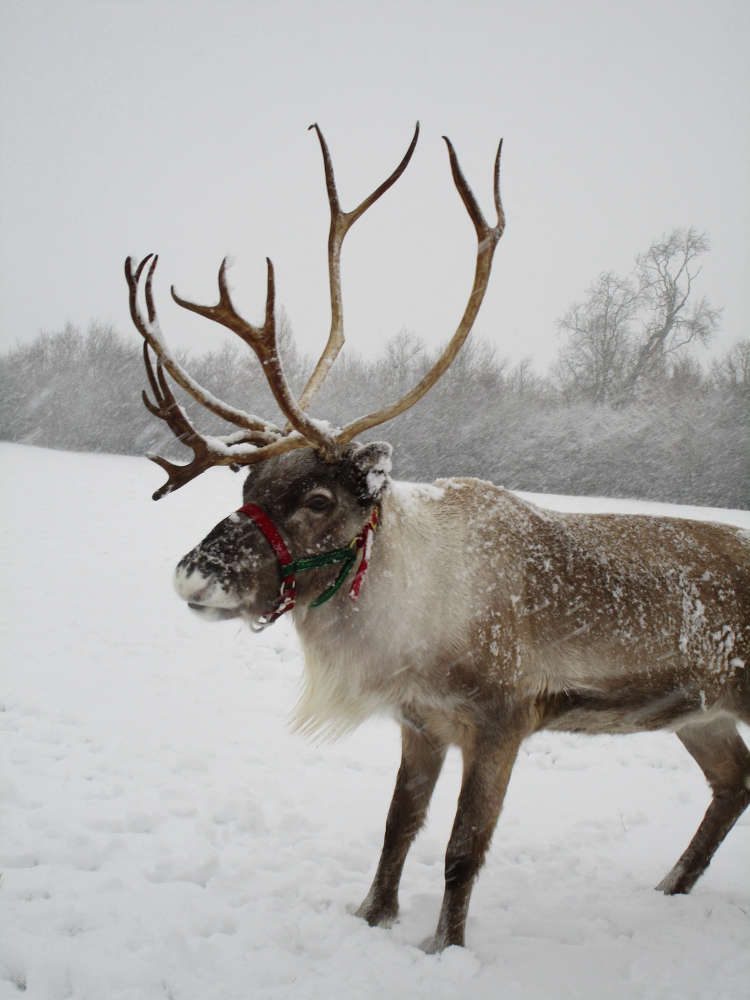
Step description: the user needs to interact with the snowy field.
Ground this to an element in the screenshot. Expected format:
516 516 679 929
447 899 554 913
1 442 748 1000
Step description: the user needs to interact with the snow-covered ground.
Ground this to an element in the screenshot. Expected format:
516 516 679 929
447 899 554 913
1 442 748 1000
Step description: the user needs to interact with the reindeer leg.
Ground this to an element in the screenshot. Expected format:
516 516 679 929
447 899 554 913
657 717 750 895
423 725 524 952
356 722 447 928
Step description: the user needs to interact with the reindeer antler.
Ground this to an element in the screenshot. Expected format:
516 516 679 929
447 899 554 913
296 122 420 414
335 136 504 445
126 125 505 498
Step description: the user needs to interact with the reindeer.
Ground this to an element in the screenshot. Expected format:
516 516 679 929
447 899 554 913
125 124 750 953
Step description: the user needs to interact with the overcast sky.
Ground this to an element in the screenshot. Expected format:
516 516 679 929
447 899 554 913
2 0 747 379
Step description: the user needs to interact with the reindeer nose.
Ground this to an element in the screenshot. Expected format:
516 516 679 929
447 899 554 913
174 561 238 609
174 562 211 603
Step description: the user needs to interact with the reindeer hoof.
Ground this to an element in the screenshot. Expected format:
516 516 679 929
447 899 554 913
353 895 398 928
656 861 695 895
420 931 463 954
420 934 441 954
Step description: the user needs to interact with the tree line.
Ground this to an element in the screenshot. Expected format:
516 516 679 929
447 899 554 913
1 228 748 508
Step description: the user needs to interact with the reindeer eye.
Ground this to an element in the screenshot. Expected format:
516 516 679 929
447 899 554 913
303 491 334 513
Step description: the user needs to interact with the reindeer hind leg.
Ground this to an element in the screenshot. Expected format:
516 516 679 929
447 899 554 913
657 716 750 895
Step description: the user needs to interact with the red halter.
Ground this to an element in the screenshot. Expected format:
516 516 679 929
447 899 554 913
237 502 297 627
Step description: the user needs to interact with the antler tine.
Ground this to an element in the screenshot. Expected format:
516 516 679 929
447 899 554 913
171 256 339 458
125 255 280 436
295 122 421 414
171 256 275 347
140 341 226 499
335 136 505 446
140 341 312 499
442 136 505 242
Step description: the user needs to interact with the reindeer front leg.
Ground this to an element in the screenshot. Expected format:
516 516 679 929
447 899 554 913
356 722 447 928
424 726 524 952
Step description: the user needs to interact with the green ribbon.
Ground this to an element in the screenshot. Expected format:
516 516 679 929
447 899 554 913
280 545 358 607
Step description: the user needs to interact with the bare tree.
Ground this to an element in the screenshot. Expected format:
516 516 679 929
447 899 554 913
711 338 750 396
556 271 638 403
556 228 720 404
622 228 721 397
506 356 542 398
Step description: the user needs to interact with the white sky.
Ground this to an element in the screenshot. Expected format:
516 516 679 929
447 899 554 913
1 0 748 373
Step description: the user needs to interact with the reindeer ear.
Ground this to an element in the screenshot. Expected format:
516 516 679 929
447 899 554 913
344 441 393 503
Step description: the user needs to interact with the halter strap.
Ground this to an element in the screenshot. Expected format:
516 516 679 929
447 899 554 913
236 502 378 630
237 503 293 566
236 502 296 628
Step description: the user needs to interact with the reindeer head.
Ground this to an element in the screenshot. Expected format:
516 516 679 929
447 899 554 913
174 443 392 627
126 124 504 627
